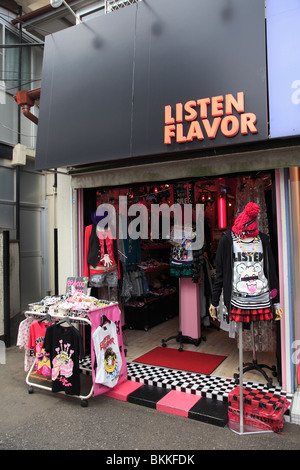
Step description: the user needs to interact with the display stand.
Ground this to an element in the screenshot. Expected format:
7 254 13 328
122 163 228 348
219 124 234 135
24 310 94 407
161 278 205 351
241 322 277 387
23 300 125 407
229 323 273 435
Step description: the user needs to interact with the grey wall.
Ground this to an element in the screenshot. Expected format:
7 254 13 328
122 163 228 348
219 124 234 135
36 0 267 170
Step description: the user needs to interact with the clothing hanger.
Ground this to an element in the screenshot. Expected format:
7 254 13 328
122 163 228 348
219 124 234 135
100 315 111 327
56 317 72 327
38 313 52 324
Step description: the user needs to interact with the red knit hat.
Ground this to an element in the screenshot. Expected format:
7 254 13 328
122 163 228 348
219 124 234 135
232 202 260 238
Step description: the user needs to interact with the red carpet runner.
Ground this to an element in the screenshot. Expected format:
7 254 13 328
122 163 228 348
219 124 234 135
133 347 227 375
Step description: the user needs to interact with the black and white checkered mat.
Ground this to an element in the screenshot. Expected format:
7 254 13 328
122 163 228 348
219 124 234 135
127 362 293 405
80 356 293 413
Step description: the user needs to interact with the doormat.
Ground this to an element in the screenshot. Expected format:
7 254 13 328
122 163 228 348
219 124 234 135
133 347 227 375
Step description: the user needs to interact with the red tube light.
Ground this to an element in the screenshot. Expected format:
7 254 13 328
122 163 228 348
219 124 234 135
218 195 227 229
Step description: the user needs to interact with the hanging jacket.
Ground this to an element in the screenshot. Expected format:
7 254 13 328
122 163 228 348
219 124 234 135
211 230 279 321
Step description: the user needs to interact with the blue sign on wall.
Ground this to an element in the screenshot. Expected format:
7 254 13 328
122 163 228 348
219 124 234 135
266 0 300 138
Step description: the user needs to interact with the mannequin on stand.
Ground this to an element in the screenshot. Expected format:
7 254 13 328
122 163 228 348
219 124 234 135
209 202 283 385
84 222 120 302
162 225 204 350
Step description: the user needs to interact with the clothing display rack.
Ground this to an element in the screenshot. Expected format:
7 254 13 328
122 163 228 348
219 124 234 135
234 322 277 389
23 300 118 407
25 310 92 407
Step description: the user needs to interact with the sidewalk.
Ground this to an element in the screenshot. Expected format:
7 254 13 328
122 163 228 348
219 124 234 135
1 346 300 451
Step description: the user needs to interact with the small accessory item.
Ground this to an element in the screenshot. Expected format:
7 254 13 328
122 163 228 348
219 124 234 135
237 236 259 257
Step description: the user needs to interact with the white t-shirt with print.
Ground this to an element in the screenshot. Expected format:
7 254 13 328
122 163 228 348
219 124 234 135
92 321 122 388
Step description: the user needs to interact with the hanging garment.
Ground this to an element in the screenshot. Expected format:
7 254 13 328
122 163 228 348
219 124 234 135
17 317 35 372
118 237 134 303
88 304 127 397
123 237 142 271
28 321 52 377
43 324 84 395
92 321 123 388
170 244 194 277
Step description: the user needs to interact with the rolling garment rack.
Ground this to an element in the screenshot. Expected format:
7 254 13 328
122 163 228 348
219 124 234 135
24 300 117 407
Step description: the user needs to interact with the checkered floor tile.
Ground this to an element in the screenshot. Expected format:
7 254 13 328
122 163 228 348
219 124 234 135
80 356 293 418
127 362 293 406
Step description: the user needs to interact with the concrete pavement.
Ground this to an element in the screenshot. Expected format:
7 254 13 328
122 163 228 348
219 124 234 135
1 346 300 452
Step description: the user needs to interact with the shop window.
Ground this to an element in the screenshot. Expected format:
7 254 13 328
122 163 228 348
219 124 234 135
90 172 273 260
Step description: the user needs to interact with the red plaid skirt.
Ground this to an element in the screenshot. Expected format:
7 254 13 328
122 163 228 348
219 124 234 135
230 306 273 323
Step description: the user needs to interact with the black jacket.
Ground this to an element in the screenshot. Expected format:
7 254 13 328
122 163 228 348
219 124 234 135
87 224 119 269
211 230 279 320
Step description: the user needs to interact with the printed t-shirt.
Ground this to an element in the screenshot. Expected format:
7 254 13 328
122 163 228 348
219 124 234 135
231 233 271 310
43 324 84 395
92 321 122 388
28 321 52 377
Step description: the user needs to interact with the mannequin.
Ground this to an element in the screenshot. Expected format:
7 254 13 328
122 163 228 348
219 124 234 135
84 223 120 301
209 202 283 322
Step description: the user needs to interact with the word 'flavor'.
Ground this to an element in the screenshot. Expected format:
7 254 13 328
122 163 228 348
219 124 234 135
164 91 258 144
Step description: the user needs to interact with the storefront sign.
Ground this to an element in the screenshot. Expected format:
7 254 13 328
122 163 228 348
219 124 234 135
35 0 267 170
266 0 300 138
164 92 257 145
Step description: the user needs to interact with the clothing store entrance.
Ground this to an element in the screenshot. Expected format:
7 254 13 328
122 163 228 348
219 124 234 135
81 170 282 388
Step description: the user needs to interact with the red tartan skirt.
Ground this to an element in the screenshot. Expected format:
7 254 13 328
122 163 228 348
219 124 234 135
230 306 273 323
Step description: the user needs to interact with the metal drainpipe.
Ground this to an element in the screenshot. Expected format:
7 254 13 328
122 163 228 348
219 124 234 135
21 104 39 125
3 231 11 347
16 5 22 243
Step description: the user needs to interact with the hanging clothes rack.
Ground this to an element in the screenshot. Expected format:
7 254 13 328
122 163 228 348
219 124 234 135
24 310 94 407
24 301 118 407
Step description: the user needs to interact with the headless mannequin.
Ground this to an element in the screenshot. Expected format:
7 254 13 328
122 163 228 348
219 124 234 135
209 202 283 322
209 202 283 387
84 224 119 302
209 234 283 321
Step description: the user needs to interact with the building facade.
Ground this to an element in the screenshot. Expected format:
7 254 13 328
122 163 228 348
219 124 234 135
8 0 300 423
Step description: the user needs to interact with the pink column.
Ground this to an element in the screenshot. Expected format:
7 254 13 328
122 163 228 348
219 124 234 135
77 188 84 276
180 277 201 340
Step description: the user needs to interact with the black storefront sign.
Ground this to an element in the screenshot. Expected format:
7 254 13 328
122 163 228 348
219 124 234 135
35 0 267 170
